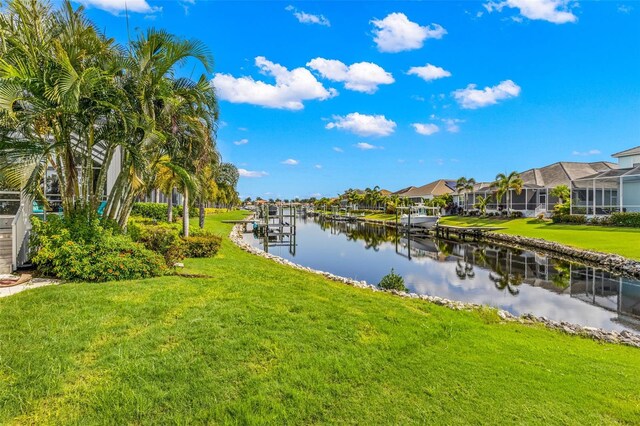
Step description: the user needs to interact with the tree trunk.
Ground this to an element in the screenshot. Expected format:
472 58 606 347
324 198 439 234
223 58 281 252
199 198 205 229
167 188 173 222
183 188 189 237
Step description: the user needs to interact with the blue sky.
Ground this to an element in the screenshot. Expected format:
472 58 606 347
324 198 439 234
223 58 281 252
76 0 639 200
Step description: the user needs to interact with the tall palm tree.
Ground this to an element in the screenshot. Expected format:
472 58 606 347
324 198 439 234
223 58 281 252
493 171 523 213
456 177 476 211
474 194 492 216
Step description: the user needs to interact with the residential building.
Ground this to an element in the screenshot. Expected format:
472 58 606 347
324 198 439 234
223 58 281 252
571 146 640 215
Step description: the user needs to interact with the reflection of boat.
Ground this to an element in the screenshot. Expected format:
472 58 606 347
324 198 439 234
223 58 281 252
399 204 440 230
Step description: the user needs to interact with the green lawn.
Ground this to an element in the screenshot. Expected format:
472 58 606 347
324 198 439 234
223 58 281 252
1 212 639 424
439 216 640 260
363 212 397 222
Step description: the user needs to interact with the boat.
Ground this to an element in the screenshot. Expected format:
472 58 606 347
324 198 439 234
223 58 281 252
399 204 440 230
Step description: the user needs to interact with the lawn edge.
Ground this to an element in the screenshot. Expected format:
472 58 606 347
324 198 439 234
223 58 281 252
228 220 640 348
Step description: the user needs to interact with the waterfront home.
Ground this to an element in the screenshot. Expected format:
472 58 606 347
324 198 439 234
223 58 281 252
397 179 456 204
571 146 640 215
461 161 615 217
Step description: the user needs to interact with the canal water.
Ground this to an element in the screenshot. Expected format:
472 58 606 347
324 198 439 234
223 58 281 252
242 217 640 333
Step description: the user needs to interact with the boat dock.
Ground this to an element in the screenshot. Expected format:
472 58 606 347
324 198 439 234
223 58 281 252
434 224 505 241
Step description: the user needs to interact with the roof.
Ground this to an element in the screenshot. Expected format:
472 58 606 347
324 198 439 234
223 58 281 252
392 186 416 195
518 161 617 188
574 164 640 181
401 179 456 198
379 189 392 196
612 146 640 158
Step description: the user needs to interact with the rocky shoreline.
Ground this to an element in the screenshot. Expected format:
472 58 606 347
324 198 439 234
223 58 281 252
229 222 640 349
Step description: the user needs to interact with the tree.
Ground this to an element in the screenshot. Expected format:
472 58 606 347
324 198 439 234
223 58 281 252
456 177 476 210
550 185 570 204
474 194 492 216
493 171 523 213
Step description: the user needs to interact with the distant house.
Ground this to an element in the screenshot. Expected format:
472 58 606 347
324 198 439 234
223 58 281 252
571 146 640 215
463 161 616 216
398 179 456 204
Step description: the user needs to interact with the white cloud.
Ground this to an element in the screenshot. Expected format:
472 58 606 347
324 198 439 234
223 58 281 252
407 64 452 82
238 169 268 178
572 149 601 156
233 138 249 145
333 147 344 153
326 113 396 137
212 56 337 110
618 4 633 14
412 123 440 136
442 118 464 133
452 80 521 109
78 0 161 14
314 164 323 169
371 12 447 53
484 0 577 24
307 58 394 94
285 5 330 26
281 158 299 165
355 142 383 150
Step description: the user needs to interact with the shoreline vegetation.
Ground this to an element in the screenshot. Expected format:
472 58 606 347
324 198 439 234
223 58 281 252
1 211 639 423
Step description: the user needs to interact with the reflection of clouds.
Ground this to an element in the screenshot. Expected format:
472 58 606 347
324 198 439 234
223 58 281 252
242 218 637 333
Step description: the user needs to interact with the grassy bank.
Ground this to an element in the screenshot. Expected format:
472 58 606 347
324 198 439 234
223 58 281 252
0 211 639 424
439 216 640 260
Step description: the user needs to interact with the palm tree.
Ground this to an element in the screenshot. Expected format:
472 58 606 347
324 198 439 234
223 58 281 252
474 194 492 216
493 171 523 213
456 177 476 211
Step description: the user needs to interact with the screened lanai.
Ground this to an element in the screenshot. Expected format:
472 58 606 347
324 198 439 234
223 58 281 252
571 166 640 215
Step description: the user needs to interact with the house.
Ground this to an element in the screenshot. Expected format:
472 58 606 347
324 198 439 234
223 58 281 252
462 161 616 217
571 146 640 215
398 179 456 204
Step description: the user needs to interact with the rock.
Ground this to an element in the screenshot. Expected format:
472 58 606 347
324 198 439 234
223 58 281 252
173 262 185 268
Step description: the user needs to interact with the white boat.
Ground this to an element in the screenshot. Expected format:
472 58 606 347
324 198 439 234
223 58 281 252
399 204 440 230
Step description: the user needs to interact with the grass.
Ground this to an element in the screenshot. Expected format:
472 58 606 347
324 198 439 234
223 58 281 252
439 216 640 260
0 211 639 423
363 212 397 221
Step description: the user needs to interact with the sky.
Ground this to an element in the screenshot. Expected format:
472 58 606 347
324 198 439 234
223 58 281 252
73 0 640 200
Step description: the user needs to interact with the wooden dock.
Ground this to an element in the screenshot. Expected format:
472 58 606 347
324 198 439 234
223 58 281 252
434 224 505 241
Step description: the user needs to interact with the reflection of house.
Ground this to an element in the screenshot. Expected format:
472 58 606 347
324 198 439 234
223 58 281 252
571 146 640 215
398 179 456 203
461 162 615 217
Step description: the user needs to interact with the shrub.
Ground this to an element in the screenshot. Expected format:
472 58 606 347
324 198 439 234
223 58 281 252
552 214 587 224
553 201 570 216
31 215 166 282
131 202 170 221
378 268 407 292
184 233 222 258
609 212 640 228
128 218 185 264
510 211 523 218
131 202 197 222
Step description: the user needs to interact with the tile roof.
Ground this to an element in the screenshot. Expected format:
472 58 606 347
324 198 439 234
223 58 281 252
401 179 456 198
612 146 640 158
519 161 617 188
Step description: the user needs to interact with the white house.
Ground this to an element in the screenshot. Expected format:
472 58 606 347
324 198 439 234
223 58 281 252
571 146 640 215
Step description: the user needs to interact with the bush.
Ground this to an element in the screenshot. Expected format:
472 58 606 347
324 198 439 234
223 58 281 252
378 268 407 292
609 212 640 228
553 201 570 215
510 211 523 218
31 215 166 282
128 218 185 264
132 202 198 222
552 214 587 224
183 233 222 258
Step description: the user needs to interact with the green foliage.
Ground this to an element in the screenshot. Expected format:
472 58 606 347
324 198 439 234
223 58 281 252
128 217 185 264
30 215 166 282
131 202 197 222
609 212 640 228
378 268 407 292
553 201 571 215
131 202 170 221
552 214 587 224
550 185 570 202
183 233 222 258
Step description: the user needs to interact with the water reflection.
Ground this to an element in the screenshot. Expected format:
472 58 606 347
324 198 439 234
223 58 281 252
244 217 640 332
